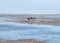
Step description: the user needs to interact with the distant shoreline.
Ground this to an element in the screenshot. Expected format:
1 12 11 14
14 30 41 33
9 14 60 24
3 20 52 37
0 14 60 26
0 19 60 26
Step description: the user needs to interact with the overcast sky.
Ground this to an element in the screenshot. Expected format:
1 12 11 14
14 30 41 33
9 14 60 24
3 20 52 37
0 0 60 14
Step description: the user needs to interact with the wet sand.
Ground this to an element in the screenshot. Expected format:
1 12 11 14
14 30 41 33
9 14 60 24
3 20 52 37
0 14 60 26
0 39 46 43
3 19 60 26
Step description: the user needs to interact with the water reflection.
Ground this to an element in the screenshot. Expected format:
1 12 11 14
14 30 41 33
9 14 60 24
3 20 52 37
0 23 60 43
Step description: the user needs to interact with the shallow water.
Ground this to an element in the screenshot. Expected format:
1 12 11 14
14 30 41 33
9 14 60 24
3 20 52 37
0 23 60 43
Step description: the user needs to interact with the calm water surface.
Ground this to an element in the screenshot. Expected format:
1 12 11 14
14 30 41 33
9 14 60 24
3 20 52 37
0 22 60 43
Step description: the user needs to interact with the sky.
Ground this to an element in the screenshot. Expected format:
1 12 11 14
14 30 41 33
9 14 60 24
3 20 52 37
0 0 60 14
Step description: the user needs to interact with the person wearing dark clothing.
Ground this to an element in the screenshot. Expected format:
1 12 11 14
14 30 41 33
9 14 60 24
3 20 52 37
27 18 31 20
31 17 32 19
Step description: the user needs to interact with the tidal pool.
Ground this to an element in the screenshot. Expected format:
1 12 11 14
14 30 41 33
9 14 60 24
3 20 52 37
0 22 60 43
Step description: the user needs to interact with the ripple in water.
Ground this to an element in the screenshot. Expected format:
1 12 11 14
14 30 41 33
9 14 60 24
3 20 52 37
0 23 60 43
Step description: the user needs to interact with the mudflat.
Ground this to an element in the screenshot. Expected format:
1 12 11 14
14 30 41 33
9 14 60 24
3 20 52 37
0 39 46 43
0 14 60 26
